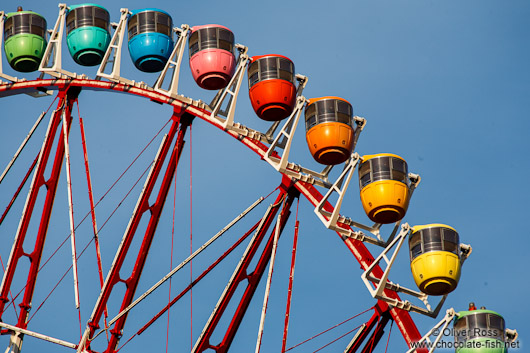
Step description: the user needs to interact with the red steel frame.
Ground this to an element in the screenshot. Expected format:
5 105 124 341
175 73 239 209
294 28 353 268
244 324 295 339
0 80 428 353
0 86 81 329
79 109 194 353
192 176 298 353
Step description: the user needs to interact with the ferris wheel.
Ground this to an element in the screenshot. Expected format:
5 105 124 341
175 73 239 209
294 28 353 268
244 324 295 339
0 4 518 353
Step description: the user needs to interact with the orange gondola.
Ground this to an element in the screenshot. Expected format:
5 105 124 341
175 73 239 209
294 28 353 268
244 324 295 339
248 54 296 121
305 97 355 165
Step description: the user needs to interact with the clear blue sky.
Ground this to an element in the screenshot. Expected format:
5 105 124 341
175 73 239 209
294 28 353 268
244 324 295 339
0 0 528 352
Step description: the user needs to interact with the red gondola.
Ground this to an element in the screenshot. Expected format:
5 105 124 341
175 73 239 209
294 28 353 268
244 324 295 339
247 54 297 121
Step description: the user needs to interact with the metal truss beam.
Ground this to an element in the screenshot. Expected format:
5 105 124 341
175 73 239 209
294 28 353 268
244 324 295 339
0 87 81 352
192 176 298 353
77 109 194 353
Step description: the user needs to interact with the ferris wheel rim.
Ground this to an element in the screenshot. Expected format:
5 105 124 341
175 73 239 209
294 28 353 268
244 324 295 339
0 78 424 351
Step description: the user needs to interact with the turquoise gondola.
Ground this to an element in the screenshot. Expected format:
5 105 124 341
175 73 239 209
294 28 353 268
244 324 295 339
127 8 174 72
65 3 111 66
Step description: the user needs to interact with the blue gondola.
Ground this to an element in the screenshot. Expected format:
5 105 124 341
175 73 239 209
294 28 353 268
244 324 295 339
127 8 174 72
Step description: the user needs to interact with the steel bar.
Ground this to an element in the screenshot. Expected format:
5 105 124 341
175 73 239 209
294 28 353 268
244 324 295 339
0 111 46 184
217 186 297 353
79 116 109 336
62 108 80 309
0 321 77 349
255 213 282 353
0 153 38 227
77 119 179 352
281 219 299 353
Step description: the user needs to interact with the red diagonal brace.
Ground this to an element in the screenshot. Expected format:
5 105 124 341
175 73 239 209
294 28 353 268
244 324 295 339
344 303 389 353
0 87 81 329
193 176 298 353
359 310 391 353
0 153 39 227
78 110 193 353
137 219 262 336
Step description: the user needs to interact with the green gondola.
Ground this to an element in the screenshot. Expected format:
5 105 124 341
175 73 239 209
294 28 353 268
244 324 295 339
3 10 47 72
454 309 508 353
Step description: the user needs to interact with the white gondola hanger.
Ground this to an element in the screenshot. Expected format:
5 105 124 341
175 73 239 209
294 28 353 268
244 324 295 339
39 3 80 79
96 8 132 84
153 24 190 99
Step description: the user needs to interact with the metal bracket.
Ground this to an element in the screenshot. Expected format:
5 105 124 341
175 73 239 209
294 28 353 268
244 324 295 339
39 3 79 79
506 328 518 342
294 74 308 97
406 308 457 353
361 223 449 318
209 44 249 129
4 328 24 353
352 115 366 152
459 243 472 265
96 8 134 85
314 153 361 228
153 24 190 98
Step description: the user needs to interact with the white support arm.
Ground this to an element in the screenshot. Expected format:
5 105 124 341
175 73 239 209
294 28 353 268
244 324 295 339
39 3 78 78
263 96 307 172
405 308 456 353
96 8 133 84
153 25 190 98
209 44 249 129
314 153 361 228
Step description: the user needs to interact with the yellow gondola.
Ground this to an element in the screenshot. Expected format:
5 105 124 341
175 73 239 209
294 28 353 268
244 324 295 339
358 153 409 224
409 224 462 296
